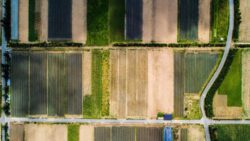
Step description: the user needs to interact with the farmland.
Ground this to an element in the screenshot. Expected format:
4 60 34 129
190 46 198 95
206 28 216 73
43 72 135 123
198 0 211 42
86 0 109 45
174 50 220 117
68 125 79 141
178 0 199 41
239 0 250 42
242 50 250 117
19 0 29 42
210 125 250 141
211 0 229 42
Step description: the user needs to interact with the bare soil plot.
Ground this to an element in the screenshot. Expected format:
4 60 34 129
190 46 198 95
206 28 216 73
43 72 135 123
143 0 177 43
242 51 250 117
10 123 24 141
24 124 67 141
80 125 94 141
239 0 250 42
187 125 205 141
83 51 92 96
72 0 87 43
18 0 29 42
213 94 242 118
39 0 48 41
198 0 211 42
148 49 174 118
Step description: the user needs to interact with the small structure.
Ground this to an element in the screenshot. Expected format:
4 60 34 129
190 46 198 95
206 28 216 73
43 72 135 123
164 114 172 120
163 127 173 141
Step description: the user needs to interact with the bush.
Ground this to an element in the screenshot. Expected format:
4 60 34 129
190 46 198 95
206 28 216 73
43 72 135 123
233 0 241 41
2 0 11 42
157 112 165 118
8 42 83 48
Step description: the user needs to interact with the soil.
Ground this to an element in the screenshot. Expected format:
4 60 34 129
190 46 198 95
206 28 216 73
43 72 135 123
239 0 250 42
242 51 250 117
80 125 94 141
198 0 211 42
18 0 29 42
83 51 92 96
187 125 205 141
10 123 24 141
39 0 48 41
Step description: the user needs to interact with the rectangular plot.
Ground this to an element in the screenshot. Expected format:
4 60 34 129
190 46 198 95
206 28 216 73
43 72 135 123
83 51 92 96
48 0 72 39
118 50 127 118
179 0 199 40
180 129 188 141
126 0 142 40
48 53 67 116
30 53 47 115
11 52 29 117
110 50 119 117
66 53 82 115
10 123 24 141
174 51 184 117
127 50 137 117
136 50 148 117
94 127 111 141
112 127 135 141
19 0 29 42
137 127 163 141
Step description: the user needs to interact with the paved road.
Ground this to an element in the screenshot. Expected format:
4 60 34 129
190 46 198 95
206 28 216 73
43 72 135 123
199 0 234 140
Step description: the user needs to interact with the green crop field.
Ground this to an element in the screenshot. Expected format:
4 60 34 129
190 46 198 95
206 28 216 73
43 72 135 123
210 125 250 141
87 0 109 45
109 0 125 42
68 125 79 141
28 0 38 41
83 50 110 118
211 0 229 42
218 50 242 106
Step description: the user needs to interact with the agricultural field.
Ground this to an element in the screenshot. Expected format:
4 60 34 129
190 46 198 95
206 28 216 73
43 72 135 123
242 50 250 117
142 0 178 43
174 50 220 118
17 0 87 42
211 0 229 42
178 0 199 41
210 125 250 141
239 0 250 42
173 125 205 141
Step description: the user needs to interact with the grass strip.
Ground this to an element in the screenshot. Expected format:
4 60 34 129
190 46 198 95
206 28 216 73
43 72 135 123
68 124 79 141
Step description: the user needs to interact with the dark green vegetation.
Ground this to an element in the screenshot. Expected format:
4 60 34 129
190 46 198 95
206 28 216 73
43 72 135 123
109 0 125 42
94 126 164 141
3 0 11 42
210 125 250 141
87 0 109 45
83 50 110 118
205 50 239 117
233 0 241 41
178 0 198 41
218 50 242 106
211 0 229 42
29 0 38 41
11 52 82 117
68 125 79 141
174 51 219 118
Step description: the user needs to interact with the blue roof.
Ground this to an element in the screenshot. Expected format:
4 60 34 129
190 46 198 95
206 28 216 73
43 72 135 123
163 127 173 141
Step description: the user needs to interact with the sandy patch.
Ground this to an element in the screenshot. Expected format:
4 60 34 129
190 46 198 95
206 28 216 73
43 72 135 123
18 0 29 42
79 125 94 141
83 51 92 96
198 0 211 42
213 94 242 118
239 0 250 42
242 51 250 117
72 0 87 43
24 124 67 141
10 123 24 141
187 125 205 141
148 48 174 118
39 0 48 41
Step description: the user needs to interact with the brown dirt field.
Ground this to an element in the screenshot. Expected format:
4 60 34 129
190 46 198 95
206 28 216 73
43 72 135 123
18 0 29 42
24 124 67 141
136 50 148 117
142 0 153 42
187 125 205 141
127 50 137 117
83 51 92 96
213 94 242 118
198 0 211 42
153 0 177 43
72 0 87 43
39 0 48 41
239 0 250 42
110 50 119 117
118 50 127 118
242 51 250 117
79 125 94 141
10 123 24 141
148 49 174 118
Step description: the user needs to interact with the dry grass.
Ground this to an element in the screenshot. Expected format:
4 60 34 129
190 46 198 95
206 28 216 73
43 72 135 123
242 51 250 117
